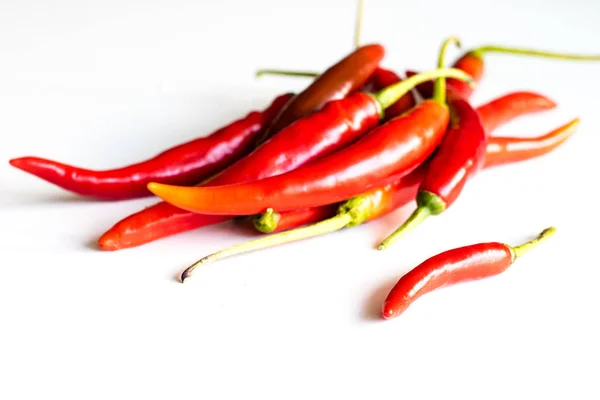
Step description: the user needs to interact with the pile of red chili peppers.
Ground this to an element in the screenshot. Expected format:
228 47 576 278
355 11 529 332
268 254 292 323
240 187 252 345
9 1 599 321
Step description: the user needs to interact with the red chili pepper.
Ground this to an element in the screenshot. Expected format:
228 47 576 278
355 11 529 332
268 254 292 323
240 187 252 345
147 65 474 216
254 91 561 233
178 112 576 282
407 46 600 99
475 91 556 134
257 43 385 141
8 93 293 200
253 117 578 234
377 96 486 250
382 227 556 319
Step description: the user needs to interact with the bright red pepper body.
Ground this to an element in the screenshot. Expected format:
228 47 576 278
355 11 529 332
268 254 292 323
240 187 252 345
382 243 513 319
148 100 450 216
420 98 486 207
98 93 381 250
9 93 293 200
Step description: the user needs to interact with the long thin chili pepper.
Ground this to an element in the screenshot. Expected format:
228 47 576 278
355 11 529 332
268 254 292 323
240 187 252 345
408 46 600 99
8 93 293 200
179 116 576 282
377 97 487 250
382 227 557 319
255 118 578 234
258 43 385 141
147 64 473 216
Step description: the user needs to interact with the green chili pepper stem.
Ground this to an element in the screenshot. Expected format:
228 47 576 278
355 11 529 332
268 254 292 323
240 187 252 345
180 196 375 282
433 37 461 105
373 67 473 110
252 208 281 233
469 46 600 60
377 191 446 251
180 213 352 283
509 227 557 260
255 69 319 79
354 0 365 49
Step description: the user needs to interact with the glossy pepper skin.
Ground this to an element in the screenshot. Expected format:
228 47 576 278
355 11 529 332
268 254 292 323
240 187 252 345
262 43 385 139
253 117 578 233
377 97 487 249
382 228 557 320
362 67 416 121
8 93 293 200
98 93 382 250
254 90 558 233
148 100 451 216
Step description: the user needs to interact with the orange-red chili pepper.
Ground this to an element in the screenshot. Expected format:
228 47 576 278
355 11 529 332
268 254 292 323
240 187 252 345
253 91 560 233
256 118 578 234
382 227 556 320
147 66 474 217
8 93 293 200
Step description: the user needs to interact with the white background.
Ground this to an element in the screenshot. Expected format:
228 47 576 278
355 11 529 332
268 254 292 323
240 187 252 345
1 0 599 399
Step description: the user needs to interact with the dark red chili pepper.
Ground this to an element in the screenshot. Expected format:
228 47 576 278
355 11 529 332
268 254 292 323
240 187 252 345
8 93 293 200
377 97 486 249
408 46 600 99
258 43 385 141
147 65 474 216
253 117 578 234
382 227 556 319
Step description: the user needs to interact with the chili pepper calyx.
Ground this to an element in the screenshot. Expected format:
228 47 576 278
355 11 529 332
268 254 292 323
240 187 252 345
417 190 446 215
377 191 446 251
338 195 372 227
508 226 557 260
252 208 281 233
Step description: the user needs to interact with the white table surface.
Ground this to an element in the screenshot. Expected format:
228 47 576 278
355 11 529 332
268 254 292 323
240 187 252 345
1 0 599 399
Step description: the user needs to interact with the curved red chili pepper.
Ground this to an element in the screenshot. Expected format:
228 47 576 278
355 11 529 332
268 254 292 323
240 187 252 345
259 43 385 140
147 66 474 216
475 91 556 134
382 227 556 319
253 118 578 234
8 93 293 200
377 97 486 250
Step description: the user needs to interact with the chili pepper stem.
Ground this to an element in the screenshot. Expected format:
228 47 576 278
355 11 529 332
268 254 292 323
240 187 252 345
433 36 461 104
354 0 365 49
373 67 473 110
469 45 600 60
509 227 557 260
180 195 374 282
253 208 281 233
181 213 353 283
255 69 319 78
377 191 446 250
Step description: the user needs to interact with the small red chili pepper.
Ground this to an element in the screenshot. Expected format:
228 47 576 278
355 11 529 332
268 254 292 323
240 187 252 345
382 227 557 320
253 117 578 234
147 64 474 216
8 93 293 200
377 97 487 250
484 118 579 168
376 38 488 250
407 46 600 99
475 91 556 134
257 43 385 141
